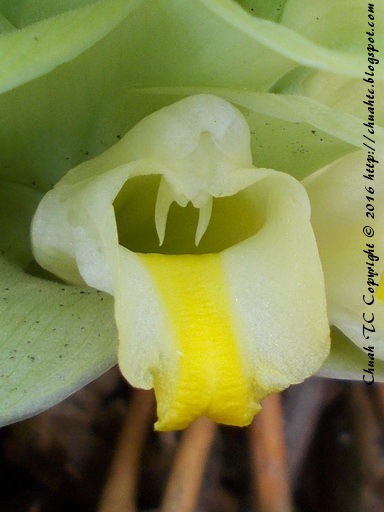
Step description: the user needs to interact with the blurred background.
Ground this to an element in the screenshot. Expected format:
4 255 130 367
1 369 384 512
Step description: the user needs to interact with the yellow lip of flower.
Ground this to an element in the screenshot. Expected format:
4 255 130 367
31 94 330 430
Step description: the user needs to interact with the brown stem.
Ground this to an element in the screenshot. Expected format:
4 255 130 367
248 393 293 512
160 416 217 512
97 388 155 512
284 378 337 487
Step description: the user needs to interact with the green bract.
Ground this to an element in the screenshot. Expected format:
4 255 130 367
0 0 383 426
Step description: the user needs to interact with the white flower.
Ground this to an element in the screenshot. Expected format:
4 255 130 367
32 95 330 429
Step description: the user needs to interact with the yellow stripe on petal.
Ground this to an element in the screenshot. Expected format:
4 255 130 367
139 253 262 431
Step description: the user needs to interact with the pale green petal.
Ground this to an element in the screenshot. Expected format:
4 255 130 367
201 0 381 78
281 0 384 55
319 328 384 383
235 0 288 22
0 180 117 427
273 69 384 128
272 1 384 132
304 150 384 360
0 0 143 93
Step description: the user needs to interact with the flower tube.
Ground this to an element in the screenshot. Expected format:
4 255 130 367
32 94 330 430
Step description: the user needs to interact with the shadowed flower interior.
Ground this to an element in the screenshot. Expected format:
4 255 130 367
32 94 330 430
114 175 265 254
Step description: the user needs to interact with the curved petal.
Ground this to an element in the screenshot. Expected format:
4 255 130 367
281 0 384 57
304 150 384 360
273 69 384 127
318 327 384 383
0 0 143 93
200 0 382 78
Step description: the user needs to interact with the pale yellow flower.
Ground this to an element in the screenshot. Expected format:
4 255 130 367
32 95 330 429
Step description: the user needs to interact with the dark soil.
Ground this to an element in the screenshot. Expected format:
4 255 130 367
1 368 384 512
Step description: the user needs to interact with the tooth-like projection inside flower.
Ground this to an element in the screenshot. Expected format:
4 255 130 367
304 150 384 359
154 176 212 246
195 197 213 245
155 178 175 246
32 94 330 430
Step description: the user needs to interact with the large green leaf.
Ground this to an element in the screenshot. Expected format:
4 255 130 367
0 181 118 426
0 256 117 427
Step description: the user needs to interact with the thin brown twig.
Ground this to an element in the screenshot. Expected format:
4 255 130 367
160 416 217 512
248 393 293 512
97 387 155 512
284 378 337 487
